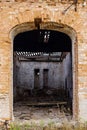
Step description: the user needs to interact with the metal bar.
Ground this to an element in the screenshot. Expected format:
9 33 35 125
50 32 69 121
18 58 61 62
74 0 78 11
62 3 74 14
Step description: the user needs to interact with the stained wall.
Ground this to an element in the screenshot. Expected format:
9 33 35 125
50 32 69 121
0 1 87 121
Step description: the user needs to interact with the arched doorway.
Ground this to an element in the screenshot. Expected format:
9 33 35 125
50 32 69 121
11 22 78 121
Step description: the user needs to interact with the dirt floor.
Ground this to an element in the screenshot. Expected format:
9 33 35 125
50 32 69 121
13 101 72 125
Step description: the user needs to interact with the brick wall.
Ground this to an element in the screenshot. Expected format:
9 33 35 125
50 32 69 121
0 1 87 121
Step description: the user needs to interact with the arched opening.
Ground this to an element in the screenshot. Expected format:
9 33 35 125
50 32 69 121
14 30 71 52
11 22 77 122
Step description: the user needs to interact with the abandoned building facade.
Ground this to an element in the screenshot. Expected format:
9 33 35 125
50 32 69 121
0 0 87 122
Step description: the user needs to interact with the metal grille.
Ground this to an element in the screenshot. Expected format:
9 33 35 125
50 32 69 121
14 51 68 62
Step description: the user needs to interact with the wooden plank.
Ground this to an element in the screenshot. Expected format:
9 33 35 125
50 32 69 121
22 101 67 106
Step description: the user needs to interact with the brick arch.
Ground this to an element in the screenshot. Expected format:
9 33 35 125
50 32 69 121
10 21 78 119
11 22 77 41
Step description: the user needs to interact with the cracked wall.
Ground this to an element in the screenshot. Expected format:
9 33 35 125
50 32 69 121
0 1 87 121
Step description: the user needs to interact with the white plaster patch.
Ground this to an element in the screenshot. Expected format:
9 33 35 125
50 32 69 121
0 94 10 119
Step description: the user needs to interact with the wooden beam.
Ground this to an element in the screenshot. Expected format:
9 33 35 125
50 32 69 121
22 101 67 107
18 58 61 62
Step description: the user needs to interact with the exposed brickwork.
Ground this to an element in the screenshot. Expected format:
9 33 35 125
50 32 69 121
0 1 87 121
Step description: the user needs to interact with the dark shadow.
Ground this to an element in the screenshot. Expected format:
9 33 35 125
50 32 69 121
14 30 71 52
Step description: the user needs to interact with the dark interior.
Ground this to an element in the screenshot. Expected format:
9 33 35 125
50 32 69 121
13 29 72 114
14 29 71 52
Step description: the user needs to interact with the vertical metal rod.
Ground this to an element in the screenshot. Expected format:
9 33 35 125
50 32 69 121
74 0 78 11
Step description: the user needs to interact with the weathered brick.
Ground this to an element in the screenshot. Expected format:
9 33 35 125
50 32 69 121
0 0 87 121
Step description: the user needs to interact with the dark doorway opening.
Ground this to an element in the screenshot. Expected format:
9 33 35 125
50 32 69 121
13 29 73 121
43 69 49 89
34 69 40 89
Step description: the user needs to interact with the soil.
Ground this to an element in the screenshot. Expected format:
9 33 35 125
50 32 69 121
13 101 72 125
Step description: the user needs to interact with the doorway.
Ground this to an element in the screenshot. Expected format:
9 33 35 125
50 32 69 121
43 69 49 88
12 22 77 122
34 69 40 89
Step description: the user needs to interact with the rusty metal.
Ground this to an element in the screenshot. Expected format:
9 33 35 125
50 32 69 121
62 0 77 14
74 0 78 11
34 18 42 30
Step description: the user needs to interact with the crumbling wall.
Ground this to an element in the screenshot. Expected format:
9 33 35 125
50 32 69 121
62 53 72 99
0 0 87 121
14 60 64 90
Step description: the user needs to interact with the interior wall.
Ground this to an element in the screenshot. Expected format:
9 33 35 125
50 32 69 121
62 53 72 99
13 59 64 91
13 52 72 101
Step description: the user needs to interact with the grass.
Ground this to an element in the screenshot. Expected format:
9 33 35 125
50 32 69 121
0 121 87 130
